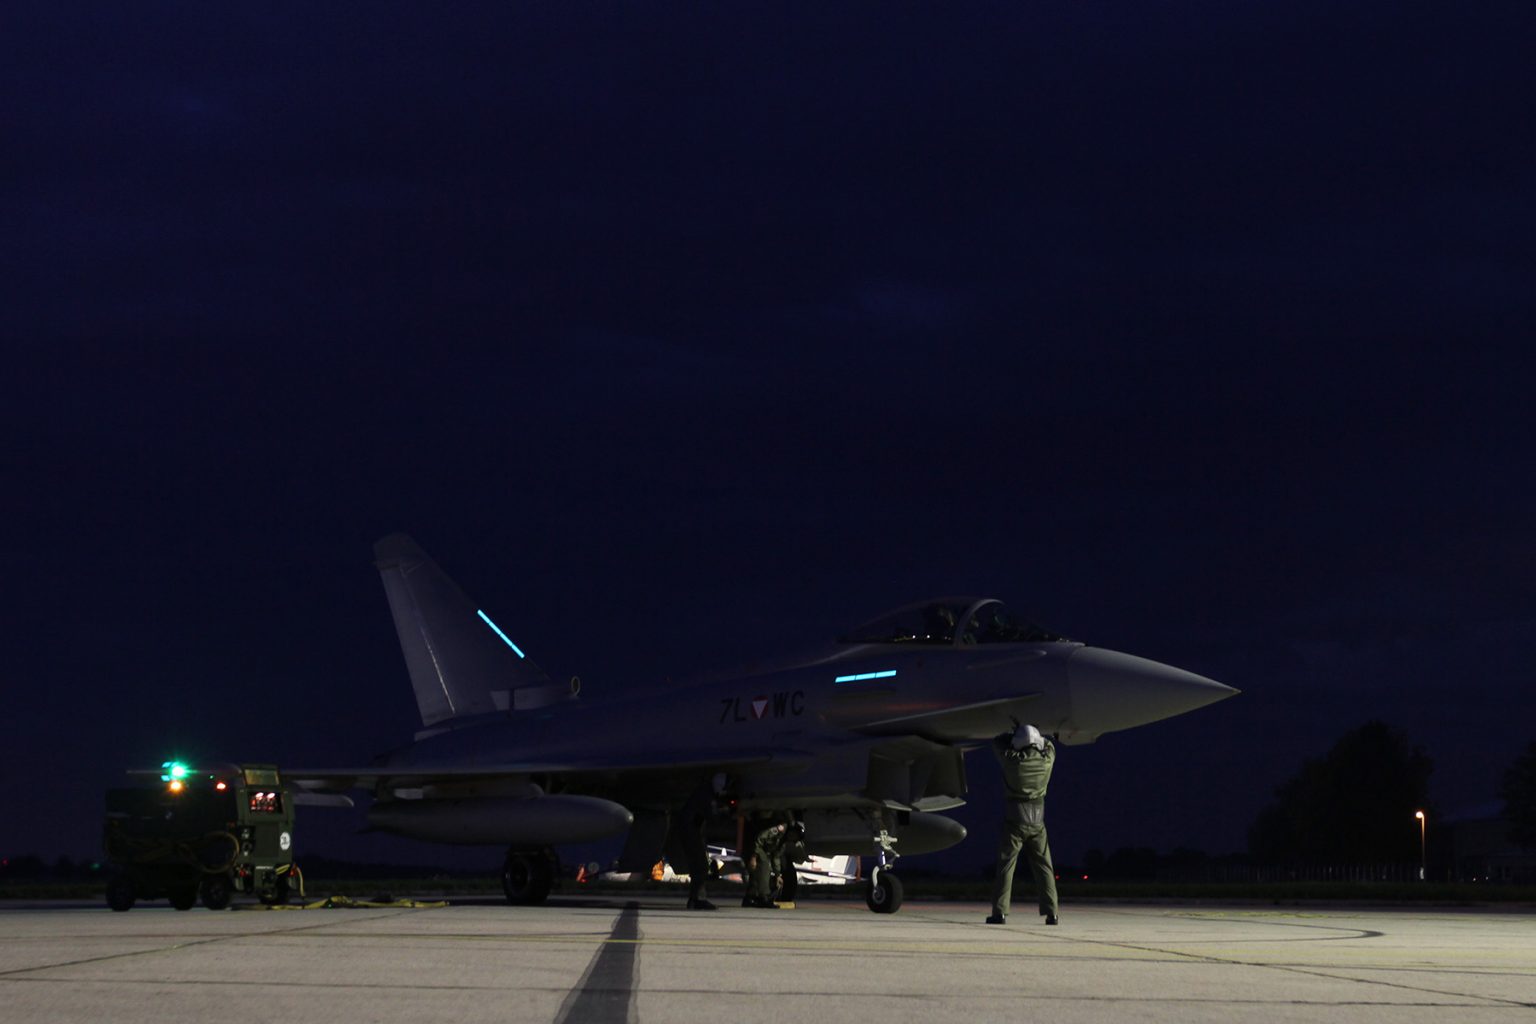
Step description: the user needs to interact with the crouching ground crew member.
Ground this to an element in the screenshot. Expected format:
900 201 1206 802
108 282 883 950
986 723 1059 926
746 820 786 908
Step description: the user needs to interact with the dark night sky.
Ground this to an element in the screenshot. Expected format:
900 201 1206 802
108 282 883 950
5 2 1534 871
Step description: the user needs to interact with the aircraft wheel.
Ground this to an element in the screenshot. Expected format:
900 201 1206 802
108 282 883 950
503 851 552 905
169 886 199 911
200 874 233 910
106 874 136 912
865 871 903 914
778 864 798 904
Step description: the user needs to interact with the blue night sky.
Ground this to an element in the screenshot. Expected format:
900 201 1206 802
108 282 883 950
4 2 1533 872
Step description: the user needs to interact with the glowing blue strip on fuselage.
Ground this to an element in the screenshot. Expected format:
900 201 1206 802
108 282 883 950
477 609 526 658
834 669 897 683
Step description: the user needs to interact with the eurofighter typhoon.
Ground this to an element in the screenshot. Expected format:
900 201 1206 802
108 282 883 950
289 535 1237 913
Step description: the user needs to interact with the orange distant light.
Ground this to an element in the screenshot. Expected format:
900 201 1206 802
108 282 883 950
168 780 184 794
215 780 228 791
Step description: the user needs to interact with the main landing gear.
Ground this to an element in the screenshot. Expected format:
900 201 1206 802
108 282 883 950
502 848 554 904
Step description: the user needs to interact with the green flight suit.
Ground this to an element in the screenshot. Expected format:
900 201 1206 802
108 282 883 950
749 822 787 903
989 733 1058 919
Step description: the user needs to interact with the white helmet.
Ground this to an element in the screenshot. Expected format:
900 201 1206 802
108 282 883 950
1011 723 1045 751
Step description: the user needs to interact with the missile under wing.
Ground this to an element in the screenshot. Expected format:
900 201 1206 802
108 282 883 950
287 534 1237 913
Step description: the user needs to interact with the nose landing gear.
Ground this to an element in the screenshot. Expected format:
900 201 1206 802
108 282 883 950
865 827 903 914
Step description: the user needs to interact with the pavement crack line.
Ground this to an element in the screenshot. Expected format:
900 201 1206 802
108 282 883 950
552 900 640 1024
0 908 422 980
908 908 1534 1011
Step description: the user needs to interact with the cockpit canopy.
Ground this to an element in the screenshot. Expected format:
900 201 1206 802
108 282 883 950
838 597 1063 646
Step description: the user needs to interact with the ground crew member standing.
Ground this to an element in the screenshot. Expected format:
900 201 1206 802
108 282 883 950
986 722 1059 925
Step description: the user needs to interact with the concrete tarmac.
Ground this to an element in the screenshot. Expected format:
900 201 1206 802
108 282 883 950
3 896 1533 1023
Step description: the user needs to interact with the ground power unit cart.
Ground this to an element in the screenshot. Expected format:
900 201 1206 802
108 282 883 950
103 762 298 911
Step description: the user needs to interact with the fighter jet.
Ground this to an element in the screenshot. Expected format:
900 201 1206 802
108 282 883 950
289 534 1237 913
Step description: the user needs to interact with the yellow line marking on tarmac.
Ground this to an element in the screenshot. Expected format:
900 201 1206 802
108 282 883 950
248 929 1142 958
1167 910 1334 919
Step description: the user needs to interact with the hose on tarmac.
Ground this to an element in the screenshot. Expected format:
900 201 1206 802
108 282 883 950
233 895 449 910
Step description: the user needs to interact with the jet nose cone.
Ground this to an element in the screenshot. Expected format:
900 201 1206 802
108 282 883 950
1067 647 1238 736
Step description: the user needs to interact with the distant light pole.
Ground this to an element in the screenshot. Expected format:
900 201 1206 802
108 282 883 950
1415 810 1426 881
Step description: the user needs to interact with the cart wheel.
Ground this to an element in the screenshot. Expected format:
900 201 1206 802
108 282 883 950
106 874 136 912
200 874 233 910
169 886 198 911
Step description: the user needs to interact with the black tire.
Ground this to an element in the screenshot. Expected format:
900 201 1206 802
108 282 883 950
169 886 198 911
200 874 233 910
106 874 136 913
778 864 798 903
502 851 552 905
865 871 903 914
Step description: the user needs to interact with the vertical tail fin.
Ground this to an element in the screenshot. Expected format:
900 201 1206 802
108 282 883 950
374 533 552 727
